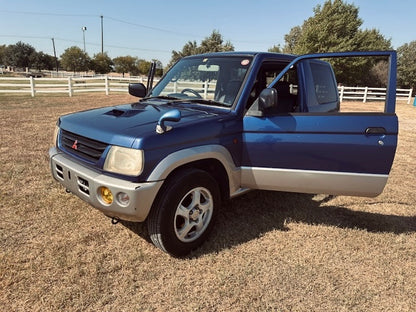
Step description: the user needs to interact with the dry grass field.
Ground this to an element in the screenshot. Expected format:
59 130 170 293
1 94 415 312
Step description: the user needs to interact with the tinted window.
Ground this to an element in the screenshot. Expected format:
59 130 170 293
310 62 338 104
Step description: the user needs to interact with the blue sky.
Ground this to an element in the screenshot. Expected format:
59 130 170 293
0 0 414 66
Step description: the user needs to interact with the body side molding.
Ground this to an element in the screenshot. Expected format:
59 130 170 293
241 166 389 197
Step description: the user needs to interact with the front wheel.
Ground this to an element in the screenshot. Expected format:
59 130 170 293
147 169 220 257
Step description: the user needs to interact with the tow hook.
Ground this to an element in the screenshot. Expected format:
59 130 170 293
111 217 120 225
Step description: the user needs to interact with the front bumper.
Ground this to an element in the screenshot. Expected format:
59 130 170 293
49 147 163 222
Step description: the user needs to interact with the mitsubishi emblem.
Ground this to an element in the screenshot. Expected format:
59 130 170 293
72 140 78 150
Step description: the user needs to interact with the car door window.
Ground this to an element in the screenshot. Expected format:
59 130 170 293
247 62 299 114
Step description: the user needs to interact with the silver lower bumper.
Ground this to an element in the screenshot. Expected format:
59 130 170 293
49 147 163 222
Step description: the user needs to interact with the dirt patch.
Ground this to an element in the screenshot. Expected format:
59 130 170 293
1 95 415 311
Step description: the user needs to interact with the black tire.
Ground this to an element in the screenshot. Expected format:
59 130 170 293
147 168 220 257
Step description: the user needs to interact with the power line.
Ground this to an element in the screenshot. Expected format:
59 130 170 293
0 34 171 54
104 44 171 54
103 16 270 44
0 9 202 38
0 34 85 46
104 16 201 38
0 34 52 40
0 9 273 58
0 9 266 44
0 9 97 18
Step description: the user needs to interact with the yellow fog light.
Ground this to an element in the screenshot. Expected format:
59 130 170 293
100 187 113 204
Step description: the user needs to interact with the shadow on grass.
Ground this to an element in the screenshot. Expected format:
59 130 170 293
119 190 416 256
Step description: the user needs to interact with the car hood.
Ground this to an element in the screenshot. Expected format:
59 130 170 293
58 101 227 148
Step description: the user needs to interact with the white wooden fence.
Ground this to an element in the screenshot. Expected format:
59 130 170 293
0 76 413 104
0 76 147 97
338 86 413 104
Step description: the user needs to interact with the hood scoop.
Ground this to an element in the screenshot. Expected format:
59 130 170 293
104 108 144 118
156 109 181 134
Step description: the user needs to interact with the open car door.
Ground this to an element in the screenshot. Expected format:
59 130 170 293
242 51 398 197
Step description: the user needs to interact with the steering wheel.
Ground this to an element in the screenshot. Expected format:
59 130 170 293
181 88 202 98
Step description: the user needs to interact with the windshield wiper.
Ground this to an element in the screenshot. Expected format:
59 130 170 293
141 96 230 108
186 98 231 108
138 95 182 111
141 95 180 101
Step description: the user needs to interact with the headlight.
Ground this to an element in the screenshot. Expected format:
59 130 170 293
103 146 144 176
53 126 60 146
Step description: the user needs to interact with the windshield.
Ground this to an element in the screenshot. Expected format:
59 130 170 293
149 56 253 107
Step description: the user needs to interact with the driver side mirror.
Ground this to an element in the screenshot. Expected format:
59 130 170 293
128 83 147 98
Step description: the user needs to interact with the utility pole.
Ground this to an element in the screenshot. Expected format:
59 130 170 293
100 15 104 54
82 26 87 52
51 38 58 73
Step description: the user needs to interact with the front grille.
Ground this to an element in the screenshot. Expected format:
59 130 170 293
60 129 107 163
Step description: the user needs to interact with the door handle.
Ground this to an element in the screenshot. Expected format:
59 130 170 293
365 127 386 135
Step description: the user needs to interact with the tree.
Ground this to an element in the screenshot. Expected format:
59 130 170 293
91 52 113 74
268 45 282 53
282 0 391 85
288 0 363 54
168 41 199 68
137 59 151 76
167 30 234 68
3 41 36 69
113 55 138 77
369 60 389 87
198 30 234 54
60 46 90 73
0 44 6 64
397 41 416 92
283 26 302 54
30 51 55 71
